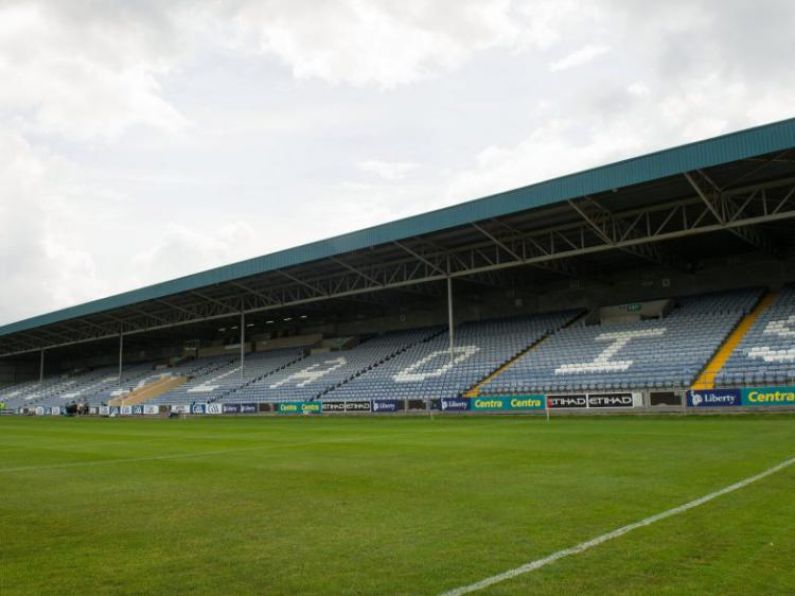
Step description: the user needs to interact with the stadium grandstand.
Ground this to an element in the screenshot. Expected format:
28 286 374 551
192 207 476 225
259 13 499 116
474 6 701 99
2 118 795 416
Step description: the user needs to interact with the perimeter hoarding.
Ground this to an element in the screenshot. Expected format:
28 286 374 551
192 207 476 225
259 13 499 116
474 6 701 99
547 395 587 409
548 393 640 409
276 401 323 414
468 395 545 412
322 400 372 413
588 393 637 408
741 386 795 406
440 398 469 412
687 389 742 408
372 399 404 413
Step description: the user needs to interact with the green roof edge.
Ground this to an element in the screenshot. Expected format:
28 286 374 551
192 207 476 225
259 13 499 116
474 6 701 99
2 117 794 338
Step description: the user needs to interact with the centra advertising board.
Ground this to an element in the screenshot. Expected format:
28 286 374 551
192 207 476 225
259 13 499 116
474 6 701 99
277 401 323 414
469 395 545 411
741 387 795 406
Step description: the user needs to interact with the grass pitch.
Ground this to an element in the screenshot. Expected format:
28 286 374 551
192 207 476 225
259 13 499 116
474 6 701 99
1 415 794 595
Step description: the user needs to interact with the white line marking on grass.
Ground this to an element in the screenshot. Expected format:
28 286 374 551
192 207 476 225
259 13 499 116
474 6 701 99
440 454 795 596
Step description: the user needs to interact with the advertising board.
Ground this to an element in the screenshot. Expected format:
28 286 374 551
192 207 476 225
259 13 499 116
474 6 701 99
277 401 323 414
741 386 795 406
469 395 545 411
372 400 403 413
440 398 469 411
687 389 742 408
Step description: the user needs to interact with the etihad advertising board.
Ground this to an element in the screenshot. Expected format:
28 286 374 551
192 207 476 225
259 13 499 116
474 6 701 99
548 395 588 409
322 400 372 412
741 386 795 406
588 393 637 408
548 393 639 409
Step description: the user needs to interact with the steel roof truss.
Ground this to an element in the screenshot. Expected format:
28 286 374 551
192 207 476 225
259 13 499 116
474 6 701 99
685 170 775 255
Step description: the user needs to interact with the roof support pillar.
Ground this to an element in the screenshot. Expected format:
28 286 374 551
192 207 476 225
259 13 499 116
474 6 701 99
240 311 246 381
39 349 45 384
447 277 455 363
118 332 124 384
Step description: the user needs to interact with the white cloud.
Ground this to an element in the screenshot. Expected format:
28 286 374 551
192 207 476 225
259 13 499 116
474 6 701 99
217 0 525 88
0 1 189 139
2 0 795 328
549 44 609 72
128 222 263 288
627 82 651 97
0 131 111 323
357 159 419 181
444 118 650 204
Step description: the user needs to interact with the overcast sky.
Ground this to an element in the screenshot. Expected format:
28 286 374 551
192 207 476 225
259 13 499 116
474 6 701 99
1 0 793 326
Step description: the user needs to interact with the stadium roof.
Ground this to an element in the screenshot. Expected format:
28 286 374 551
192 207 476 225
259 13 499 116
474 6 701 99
2 117 795 357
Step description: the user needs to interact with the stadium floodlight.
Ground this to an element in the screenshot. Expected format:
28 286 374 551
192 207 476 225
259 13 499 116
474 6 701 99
300 315 308 319
218 327 226 332
265 320 274 324
283 317 293 322
246 323 255 328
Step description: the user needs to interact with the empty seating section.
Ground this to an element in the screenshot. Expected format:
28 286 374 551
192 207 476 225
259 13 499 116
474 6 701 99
328 312 578 401
227 329 436 403
150 349 303 405
481 289 761 394
89 355 237 404
672 289 761 315
0 364 153 410
0 376 79 410
5 287 794 410
716 286 795 387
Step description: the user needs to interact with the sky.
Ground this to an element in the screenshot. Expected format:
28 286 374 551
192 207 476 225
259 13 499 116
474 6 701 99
1 0 794 326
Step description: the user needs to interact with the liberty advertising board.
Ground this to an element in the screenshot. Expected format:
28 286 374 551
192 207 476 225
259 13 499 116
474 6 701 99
687 389 741 408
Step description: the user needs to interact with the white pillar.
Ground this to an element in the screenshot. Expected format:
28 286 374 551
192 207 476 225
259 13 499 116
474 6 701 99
240 311 246 381
118 332 124 383
447 277 454 362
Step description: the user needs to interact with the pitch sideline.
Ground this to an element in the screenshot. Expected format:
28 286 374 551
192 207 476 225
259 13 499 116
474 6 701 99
440 454 795 596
